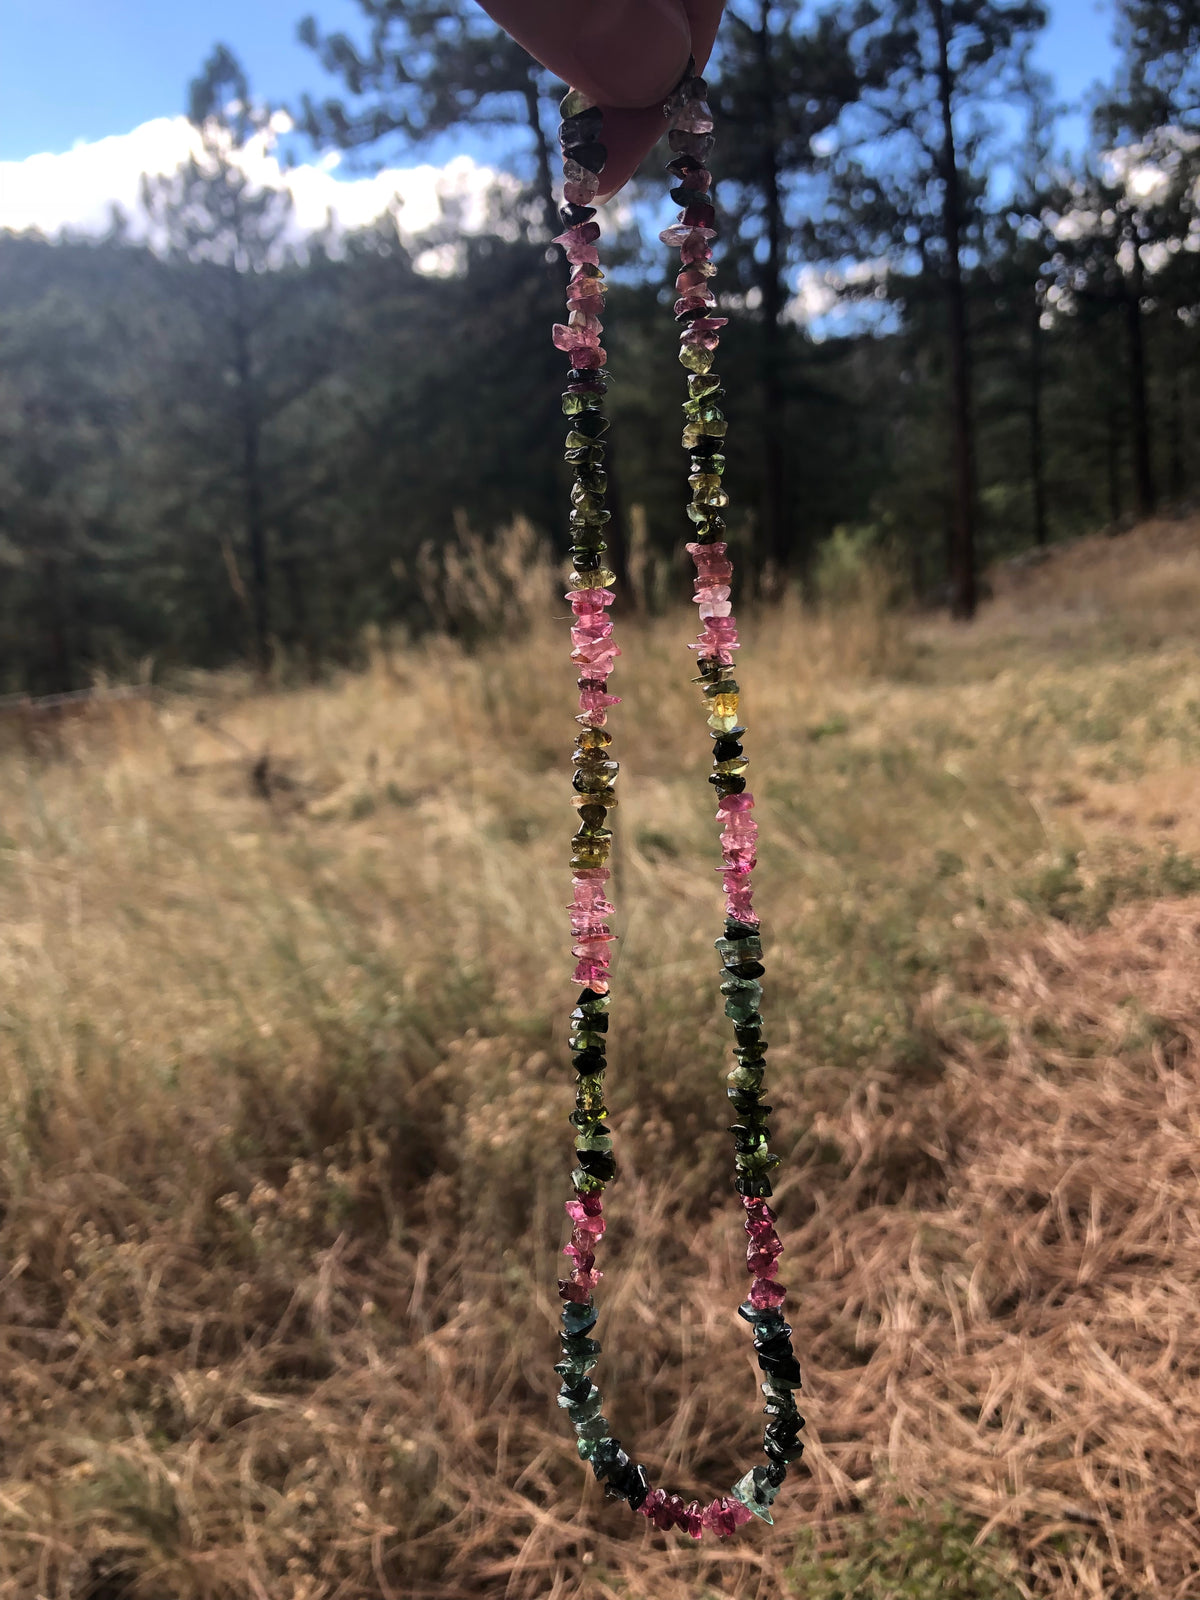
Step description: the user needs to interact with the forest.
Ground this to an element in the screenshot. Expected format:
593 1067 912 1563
0 0 1197 693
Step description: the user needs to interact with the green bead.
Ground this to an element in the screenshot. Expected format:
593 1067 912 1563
717 935 763 964
565 445 605 466
575 1080 608 1116
687 372 723 397
563 391 604 415
575 1130 614 1154
574 991 610 1014
692 452 725 474
560 88 596 118
572 1168 605 1194
568 569 617 591
682 419 728 447
575 728 612 751
682 399 725 424
570 1030 608 1052
571 487 607 512
575 467 608 493
679 344 714 373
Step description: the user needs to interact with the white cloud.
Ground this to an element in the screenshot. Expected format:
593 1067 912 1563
0 115 512 264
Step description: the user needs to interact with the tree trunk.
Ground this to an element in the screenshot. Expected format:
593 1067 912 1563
42 552 73 693
1167 318 1185 501
1028 285 1047 546
931 0 978 620
755 0 792 582
522 69 562 247
1123 229 1155 519
231 280 271 678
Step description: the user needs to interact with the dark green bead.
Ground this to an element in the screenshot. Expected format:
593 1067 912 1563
572 1052 606 1077
569 1392 606 1425
725 999 763 1025
570 1006 608 1032
558 1376 596 1408
575 989 610 1012
570 412 610 440
590 1438 627 1481
736 1173 774 1198
565 445 605 466
559 202 597 228
572 552 602 573
572 1167 606 1194
574 467 608 493
559 1332 602 1366
576 1148 616 1180
563 391 604 416
561 1301 598 1337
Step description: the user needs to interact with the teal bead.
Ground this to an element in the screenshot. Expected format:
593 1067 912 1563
574 1413 610 1442
730 1466 780 1523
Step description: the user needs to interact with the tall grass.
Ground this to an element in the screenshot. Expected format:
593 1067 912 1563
1 518 1200 1597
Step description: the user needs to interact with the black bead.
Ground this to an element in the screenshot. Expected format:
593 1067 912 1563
712 737 743 761
624 1463 651 1510
571 551 602 571
568 368 610 386
559 107 604 145
560 202 597 228
590 1437 626 1479
764 1461 788 1487
758 1350 803 1386
560 1375 593 1404
689 437 723 458
711 774 748 795
667 154 705 178
736 1174 774 1198
564 139 607 174
573 1050 607 1076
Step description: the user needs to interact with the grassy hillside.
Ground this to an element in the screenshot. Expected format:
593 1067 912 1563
2 518 1199 1599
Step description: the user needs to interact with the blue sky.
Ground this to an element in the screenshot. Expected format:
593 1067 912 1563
2 0 1120 166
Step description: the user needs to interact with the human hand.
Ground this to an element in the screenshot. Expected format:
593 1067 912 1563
475 0 726 198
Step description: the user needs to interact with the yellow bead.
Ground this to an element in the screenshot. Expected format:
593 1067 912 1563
708 692 740 718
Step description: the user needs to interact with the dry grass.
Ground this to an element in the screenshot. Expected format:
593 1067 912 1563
2 521 1200 1597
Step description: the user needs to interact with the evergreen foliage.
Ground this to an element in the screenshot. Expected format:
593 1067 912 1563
0 8 1196 690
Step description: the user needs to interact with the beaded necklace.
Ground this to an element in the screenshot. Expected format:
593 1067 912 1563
550 69 804 1539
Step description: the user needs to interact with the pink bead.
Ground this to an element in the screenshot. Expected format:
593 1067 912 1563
578 687 619 712
567 292 605 318
678 168 712 192
563 178 599 205
693 584 731 602
680 234 715 264
568 587 614 611
749 1277 787 1311
726 891 758 924
566 1196 604 1224
571 936 615 960
747 1245 781 1277
675 292 715 316
568 311 603 336
557 1277 591 1302
564 1241 595 1270
682 1500 705 1539
553 324 601 354
572 959 610 989
698 600 732 619
638 1488 665 1521
569 344 606 367
553 222 601 249
743 1197 777 1227
680 327 722 351
565 244 601 267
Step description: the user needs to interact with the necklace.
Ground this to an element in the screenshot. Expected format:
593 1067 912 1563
551 68 804 1539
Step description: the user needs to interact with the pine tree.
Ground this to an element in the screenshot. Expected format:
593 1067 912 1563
141 46 337 675
816 0 1047 617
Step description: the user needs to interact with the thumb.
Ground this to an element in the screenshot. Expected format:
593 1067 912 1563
477 0 693 110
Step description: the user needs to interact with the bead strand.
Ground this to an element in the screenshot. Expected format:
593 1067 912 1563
552 76 803 1539
660 64 806 1514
